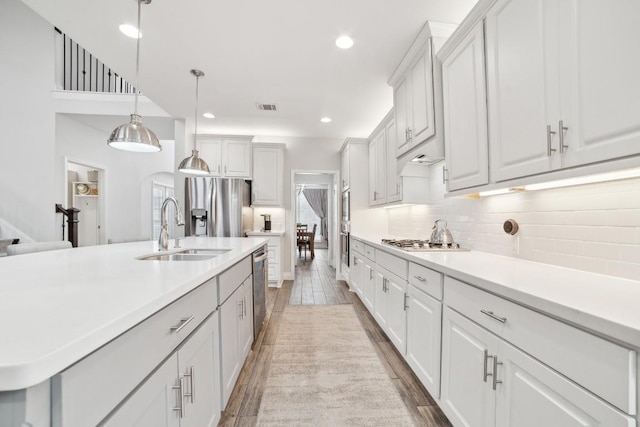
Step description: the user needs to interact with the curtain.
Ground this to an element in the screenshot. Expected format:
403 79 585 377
302 188 328 240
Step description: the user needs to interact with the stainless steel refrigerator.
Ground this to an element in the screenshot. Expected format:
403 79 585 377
184 177 252 237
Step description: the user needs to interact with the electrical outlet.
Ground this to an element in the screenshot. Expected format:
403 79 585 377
512 236 520 254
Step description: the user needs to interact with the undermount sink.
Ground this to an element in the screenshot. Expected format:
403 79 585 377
139 253 218 261
137 248 231 261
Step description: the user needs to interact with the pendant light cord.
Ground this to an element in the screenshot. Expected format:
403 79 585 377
133 0 142 116
194 74 199 150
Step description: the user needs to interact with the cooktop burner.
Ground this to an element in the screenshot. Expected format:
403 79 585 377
381 239 469 252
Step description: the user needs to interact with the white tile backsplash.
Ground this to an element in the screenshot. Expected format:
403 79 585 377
386 161 640 281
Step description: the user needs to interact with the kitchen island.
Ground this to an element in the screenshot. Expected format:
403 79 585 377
0 236 267 427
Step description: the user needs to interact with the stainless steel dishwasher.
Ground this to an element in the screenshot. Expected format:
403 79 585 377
252 245 268 341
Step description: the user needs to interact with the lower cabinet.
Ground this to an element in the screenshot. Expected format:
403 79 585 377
220 277 254 408
374 265 407 354
441 307 634 427
103 314 221 427
360 257 375 312
406 284 442 399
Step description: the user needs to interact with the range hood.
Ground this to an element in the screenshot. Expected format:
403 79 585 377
397 138 444 177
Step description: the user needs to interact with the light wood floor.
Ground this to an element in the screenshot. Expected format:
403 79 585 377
218 249 452 427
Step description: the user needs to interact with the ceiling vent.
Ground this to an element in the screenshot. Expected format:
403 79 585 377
256 103 277 111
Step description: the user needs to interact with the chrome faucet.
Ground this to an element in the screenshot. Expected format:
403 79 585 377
159 197 185 251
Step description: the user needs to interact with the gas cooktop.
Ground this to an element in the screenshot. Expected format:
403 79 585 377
381 239 469 252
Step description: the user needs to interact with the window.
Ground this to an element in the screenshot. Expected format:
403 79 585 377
152 182 175 241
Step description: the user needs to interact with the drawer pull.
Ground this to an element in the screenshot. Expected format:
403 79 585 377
413 275 427 282
483 349 493 383
493 356 503 390
404 293 409 311
172 377 185 418
480 309 507 324
170 315 195 333
184 366 195 403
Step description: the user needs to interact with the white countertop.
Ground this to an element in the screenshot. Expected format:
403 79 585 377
352 235 640 349
0 236 267 391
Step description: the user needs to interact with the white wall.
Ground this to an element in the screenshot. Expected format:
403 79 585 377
0 0 56 241
55 114 175 243
386 161 640 281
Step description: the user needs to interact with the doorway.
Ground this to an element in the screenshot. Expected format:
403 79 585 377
291 170 339 279
65 159 106 246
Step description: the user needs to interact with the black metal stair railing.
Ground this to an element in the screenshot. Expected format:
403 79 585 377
55 27 136 94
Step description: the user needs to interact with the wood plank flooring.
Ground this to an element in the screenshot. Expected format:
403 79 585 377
219 249 452 427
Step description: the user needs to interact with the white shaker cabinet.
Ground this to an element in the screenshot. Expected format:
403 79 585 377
385 117 402 203
368 127 387 206
103 314 221 427
198 136 252 179
341 144 350 191
441 22 489 191
252 144 284 207
486 0 640 183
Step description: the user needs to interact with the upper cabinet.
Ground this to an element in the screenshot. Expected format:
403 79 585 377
389 21 457 162
340 138 369 211
252 143 285 207
198 136 252 179
441 22 489 192
486 0 640 183
341 144 350 191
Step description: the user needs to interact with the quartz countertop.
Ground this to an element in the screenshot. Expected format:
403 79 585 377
352 235 640 349
245 230 285 236
0 236 267 391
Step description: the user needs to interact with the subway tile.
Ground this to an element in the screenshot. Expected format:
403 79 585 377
619 245 640 264
580 242 621 261
572 210 609 226
563 226 597 242
595 227 637 245
617 191 640 209
606 261 640 281
606 209 640 227
554 239 584 256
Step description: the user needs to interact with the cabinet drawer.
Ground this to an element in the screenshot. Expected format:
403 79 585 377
52 278 218 427
363 244 375 260
409 262 443 300
445 276 637 414
376 249 408 280
218 256 252 304
351 238 364 254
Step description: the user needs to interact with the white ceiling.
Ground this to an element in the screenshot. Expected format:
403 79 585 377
22 0 478 139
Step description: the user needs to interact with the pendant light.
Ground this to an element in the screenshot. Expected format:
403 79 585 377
178 69 210 175
107 0 161 152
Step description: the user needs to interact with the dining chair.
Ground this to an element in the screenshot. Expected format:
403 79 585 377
298 224 317 260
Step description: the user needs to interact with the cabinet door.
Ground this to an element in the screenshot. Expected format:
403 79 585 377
252 146 283 206
441 307 497 427
406 286 442 398
178 315 221 427
219 291 241 408
350 253 362 295
368 139 377 206
495 340 634 427
199 140 222 176
385 274 407 355
385 118 402 203
361 259 375 313
442 22 489 191
559 0 640 168
341 145 350 190
238 278 254 360
486 0 561 182
394 78 411 157
223 140 251 178
102 354 180 427
369 129 387 205
373 270 388 330
410 43 436 146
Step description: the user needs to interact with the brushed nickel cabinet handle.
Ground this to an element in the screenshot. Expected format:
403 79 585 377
483 349 493 383
382 277 387 292
184 366 195 403
413 275 426 282
238 300 244 318
369 267 373 280
493 356 503 390
442 166 449 183
480 309 507 324
559 120 569 154
170 315 195 333
408 128 413 142
404 293 409 311
546 125 557 157
405 128 409 143
172 377 185 418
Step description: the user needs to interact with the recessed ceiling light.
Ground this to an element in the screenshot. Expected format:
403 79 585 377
320 117 332 123
203 112 215 119
119 24 141 39
335 35 354 49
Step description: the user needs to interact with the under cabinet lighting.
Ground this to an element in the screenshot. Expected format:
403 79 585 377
478 187 524 197
320 117 332 123
336 36 354 49
524 168 640 191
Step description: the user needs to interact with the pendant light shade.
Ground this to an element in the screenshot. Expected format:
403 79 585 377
178 69 210 175
107 0 161 152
